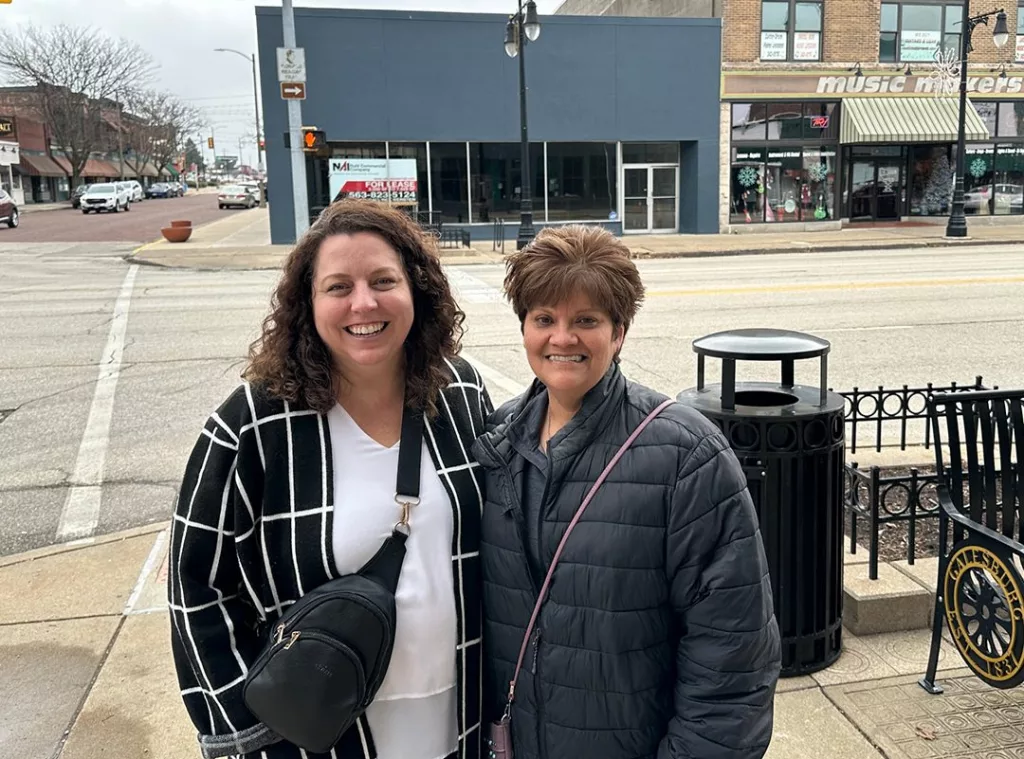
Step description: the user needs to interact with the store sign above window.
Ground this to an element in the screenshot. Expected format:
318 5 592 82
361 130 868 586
723 71 1024 98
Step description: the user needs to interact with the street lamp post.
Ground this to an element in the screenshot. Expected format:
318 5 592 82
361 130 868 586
945 6 1009 237
504 0 541 250
214 47 266 205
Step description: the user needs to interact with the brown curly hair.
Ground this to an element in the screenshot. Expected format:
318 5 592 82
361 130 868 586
243 199 465 417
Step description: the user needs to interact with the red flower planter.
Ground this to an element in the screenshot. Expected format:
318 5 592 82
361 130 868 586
161 226 193 243
170 220 192 228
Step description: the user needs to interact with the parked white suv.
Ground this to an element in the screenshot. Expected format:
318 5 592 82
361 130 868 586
81 182 132 213
126 180 144 203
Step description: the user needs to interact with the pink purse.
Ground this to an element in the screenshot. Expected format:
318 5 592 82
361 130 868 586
485 399 675 759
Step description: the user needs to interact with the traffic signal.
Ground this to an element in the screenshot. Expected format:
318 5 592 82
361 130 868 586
302 127 326 152
207 137 214 149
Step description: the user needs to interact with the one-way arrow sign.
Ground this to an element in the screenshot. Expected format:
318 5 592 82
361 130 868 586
280 82 306 100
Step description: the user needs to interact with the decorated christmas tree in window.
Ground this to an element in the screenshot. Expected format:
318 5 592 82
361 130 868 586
923 153 954 215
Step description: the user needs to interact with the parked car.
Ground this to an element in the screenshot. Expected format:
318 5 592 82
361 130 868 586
0 188 19 228
81 182 132 213
71 184 90 209
218 185 258 209
146 182 173 199
126 180 144 203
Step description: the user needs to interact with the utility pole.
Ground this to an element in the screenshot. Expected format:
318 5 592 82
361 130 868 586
115 92 125 181
283 0 310 239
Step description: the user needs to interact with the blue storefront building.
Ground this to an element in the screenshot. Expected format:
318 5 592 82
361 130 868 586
256 7 722 244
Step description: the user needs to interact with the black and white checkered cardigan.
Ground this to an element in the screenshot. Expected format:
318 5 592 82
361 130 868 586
168 356 492 759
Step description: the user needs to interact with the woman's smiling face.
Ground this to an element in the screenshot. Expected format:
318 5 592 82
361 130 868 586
522 291 623 402
311 231 415 384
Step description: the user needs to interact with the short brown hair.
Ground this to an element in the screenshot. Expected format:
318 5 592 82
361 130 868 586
503 224 645 333
243 199 465 417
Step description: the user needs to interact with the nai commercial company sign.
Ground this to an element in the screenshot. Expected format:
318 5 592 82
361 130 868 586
723 70 1024 99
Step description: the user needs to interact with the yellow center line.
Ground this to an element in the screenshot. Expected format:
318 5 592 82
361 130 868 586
648 274 1024 298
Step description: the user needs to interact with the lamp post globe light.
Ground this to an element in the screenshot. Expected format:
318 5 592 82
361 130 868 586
504 0 541 250
945 7 1009 238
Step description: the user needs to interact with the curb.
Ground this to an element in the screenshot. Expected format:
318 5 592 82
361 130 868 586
124 235 1019 271
630 235 1021 259
0 521 168 569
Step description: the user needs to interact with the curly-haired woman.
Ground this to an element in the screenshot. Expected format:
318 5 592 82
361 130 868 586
169 200 492 759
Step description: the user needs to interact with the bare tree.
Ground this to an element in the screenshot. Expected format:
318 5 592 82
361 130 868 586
0 24 155 189
148 96 203 181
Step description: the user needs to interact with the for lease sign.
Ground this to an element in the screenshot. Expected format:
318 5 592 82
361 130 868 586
329 158 419 203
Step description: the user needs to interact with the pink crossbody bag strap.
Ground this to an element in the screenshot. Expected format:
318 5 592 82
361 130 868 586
502 398 675 712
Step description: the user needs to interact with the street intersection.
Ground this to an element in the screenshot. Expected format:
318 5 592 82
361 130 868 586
1 238 1021 556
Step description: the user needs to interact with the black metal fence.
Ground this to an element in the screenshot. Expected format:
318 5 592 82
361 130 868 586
834 377 991 579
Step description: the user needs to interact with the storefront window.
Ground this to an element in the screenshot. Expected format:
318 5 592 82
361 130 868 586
766 104 804 139
975 102 998 137
429 142 468 223
908 145 953 215
622 142 678 164
764 148 805 221
803 102 838 140
963 144 994 215
733 104 767 142
546 142 617 222
993 144 1024 215
387 142 429 214
879 3 962 62
468 142 543 223
730 147 766 224
330 142 386 158
803 148 836 220
997 101 1024 136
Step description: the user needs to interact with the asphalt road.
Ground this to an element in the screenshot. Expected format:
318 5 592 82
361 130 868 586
0 241 1021 556
2 193 249 244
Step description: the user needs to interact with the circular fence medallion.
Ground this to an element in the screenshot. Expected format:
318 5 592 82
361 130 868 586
943 543 1024 689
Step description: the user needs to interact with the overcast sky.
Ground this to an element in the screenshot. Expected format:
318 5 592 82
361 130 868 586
2 0 561 167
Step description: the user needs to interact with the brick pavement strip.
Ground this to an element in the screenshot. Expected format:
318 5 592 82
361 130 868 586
825 669 1024 758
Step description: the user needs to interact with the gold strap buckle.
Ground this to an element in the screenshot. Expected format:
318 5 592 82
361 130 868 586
395 494 420 534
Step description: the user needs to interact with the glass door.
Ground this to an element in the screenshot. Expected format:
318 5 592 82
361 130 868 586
651 167 678 231
623 167 649 232
848 159 903 221
875 161 901 219
623 165 678 232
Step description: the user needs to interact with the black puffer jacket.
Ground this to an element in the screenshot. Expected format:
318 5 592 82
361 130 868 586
471 365 780 759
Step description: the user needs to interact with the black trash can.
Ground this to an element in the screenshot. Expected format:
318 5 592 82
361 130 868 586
676 328 845 677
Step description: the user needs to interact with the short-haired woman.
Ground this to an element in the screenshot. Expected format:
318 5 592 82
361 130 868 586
169 200 491 759
473 225 781 759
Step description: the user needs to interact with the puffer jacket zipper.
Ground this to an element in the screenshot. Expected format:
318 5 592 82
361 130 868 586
478 434 545 757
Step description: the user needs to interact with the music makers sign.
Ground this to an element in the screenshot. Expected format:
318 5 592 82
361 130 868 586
329 158 418 203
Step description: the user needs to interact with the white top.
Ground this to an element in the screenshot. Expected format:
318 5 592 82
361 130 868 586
328 404 458 759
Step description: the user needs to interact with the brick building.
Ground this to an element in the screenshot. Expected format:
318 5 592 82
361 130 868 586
0 87 169 204
557 0 1024 231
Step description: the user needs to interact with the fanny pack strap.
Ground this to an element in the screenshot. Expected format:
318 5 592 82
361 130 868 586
502 398 675 716
358 406 424 594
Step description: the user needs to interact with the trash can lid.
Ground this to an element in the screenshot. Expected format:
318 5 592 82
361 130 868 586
693 328 830 361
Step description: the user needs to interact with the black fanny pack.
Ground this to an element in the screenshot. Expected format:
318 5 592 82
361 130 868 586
242 407 424 754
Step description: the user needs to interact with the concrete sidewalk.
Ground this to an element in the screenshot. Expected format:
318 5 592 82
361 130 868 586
21 201 73 214
4 522 1021 759
128 207 1024 271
